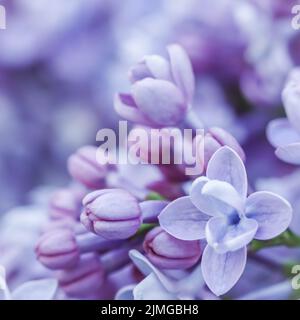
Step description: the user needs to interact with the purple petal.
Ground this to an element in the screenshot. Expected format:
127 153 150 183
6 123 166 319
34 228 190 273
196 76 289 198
132 78 186 126
266 118 300 148
133 274 177 300
129 250 176 292
209 127 246 161
206 217 258 253
282 69 300 134
167 44 195 102
144 55 172 81
115 285 135 300
139 200 169 223
275 143 300 165
201 180 245 216
207 146 248 199
190 176 220 216
176 263 205 300
0 266 10 300
129 61 152 83
246 191 292 240
158 196 209 240
12 279 57 300
114 93 150 125
201 245 247 296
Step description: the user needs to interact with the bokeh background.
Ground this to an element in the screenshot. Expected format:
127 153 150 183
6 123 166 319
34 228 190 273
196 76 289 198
0 0 299 213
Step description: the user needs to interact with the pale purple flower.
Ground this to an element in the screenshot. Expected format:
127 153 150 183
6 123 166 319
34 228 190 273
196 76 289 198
267 68 300 165
114 44 195 127
143 227 201 269
159 146 292 296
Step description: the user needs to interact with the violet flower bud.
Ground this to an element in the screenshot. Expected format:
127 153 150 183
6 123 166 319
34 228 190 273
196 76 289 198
81 189 142 240
49 188 84 220
67 146 107 189
114 44 195 127
194 127 245 171
57 253 105 299
35 229 80 270
36 227 123 270
143 227 201 270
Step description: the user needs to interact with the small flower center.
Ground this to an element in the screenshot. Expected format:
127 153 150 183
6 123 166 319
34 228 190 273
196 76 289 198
227 211 240 225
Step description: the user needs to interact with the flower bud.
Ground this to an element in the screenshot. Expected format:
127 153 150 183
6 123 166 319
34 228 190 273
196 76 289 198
194 127 245 171
57 253 105 299
127 125 191 182
114 44 195 127
143 227 201 269
49 188 84 220
67 146 107 189
81 189 142 240
35 229 79 270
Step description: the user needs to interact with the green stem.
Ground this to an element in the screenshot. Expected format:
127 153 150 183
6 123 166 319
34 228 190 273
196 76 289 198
250 229 300 252
145 192 166 201
131 223 157 239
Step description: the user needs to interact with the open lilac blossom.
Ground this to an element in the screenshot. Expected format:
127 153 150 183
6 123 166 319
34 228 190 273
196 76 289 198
143 227 201 269
267 68 300 164
114 44 195 127
159 147 292 295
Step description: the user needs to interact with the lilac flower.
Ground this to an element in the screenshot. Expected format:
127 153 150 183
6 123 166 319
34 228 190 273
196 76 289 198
143 227 201 269
67 146 108 189
81 189 142 239
114 44 195 127
256 169 300 235
56 253 105 299
267 68 300 165
194 126 245 172
115 250 210 300
159 146 292 295
35 226 124 270
49 187 84 220
35 229 80 270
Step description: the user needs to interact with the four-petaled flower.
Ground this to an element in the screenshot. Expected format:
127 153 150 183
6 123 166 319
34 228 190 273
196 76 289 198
267 68 300 165
159 146 292 296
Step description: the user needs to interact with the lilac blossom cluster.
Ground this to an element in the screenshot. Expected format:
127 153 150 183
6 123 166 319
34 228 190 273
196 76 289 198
1 0 300 300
